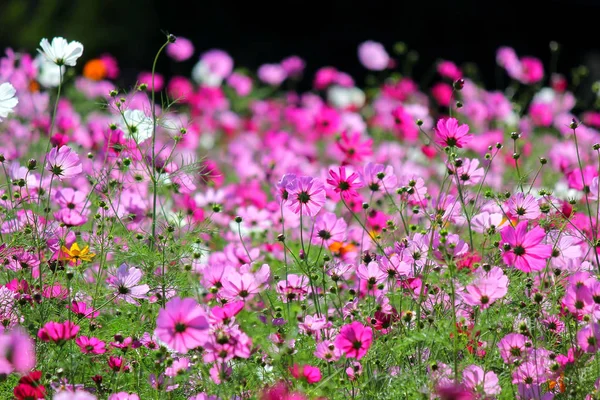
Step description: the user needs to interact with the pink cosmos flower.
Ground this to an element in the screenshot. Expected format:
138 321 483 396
285 176 326 217
356 261 388 288
314 340 342 362
498 333 530 364
434 118 472 148
107 393 140 400
506 193 541 220
500 221 552 272
362 162 397 192
519 57 544 85
54 390 97 400
512 360 546 386
107 264 150 305
462 364 501 397
312 212 347 246
199 49 233 79
334 321 373 360
227 73 252 96
281 56 305 77
76 336 107 354
166 37 194 61
529 102 553 127
577 323 600 353
462 266 509 309
154 297 210 353
326 166 363 201
220 270 261 301
358 41 390 71
38 321 80 344
137 71 164 92
336 131 373 163
431 82 453 107
276 274 310 303
450 158 484 186
68 301 98 319
391 105 419 140
289 364 321 384
437 60 462 80
46 145 82 180
258 64 287 86
0 328 35 374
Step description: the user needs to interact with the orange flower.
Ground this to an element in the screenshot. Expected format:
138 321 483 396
329 241 357 258
28 80 40 93
83 59 107 81
548 373 565 393
59 243 96 265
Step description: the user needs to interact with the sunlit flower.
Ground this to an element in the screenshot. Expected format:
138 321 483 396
46 145 83 180
59 243 95 265
0 82 18 121
38 37 84 66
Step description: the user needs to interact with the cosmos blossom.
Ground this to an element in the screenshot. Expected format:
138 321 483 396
38 37 84 66
500 221 552 272
46 146 83 180
334 321 373 360
285 176 326 217
326 166 364 201
154 297 210 354
37 321 80 344
434 117 472 148
0 82 18 121
107 264 150 305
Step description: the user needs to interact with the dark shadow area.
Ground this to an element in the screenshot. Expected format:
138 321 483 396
0 0 599 91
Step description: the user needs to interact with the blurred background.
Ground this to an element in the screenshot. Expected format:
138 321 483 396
1 0 599 94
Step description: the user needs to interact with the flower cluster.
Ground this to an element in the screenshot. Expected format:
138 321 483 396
0 34 599 399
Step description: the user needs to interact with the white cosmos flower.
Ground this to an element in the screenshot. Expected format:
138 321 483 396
38 37 84 66
121 109 154 143
0 82 18 121
35 55 65 88
191 60 222 87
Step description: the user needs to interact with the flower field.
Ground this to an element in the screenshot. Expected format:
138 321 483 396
0 34 600 399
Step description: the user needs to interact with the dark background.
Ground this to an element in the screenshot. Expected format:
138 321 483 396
1 0 599 92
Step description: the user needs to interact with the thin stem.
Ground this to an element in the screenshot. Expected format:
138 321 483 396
150 40 170 250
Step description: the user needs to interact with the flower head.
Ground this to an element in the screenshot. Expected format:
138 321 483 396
0 82 18 121
37 321 80 344
434 118 472 148
107 264 150 305
38 37 84 66
358 41 390 71
334 321 373 360
286 176 326 217
155 297 210 353
500 221 552 272
46 146 83 180
60 243 95 265
326 166 363 201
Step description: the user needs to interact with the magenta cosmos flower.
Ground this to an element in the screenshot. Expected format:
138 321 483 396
155 297 210 353
577 323 600 353
500 221 552 272
326 166 364 201
166 36 194 62
46 145 83 180
334 321 373 360
285 176 326 217
75 336 107 354
37 321 80 344
434 118 472 148
312 212 347 246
